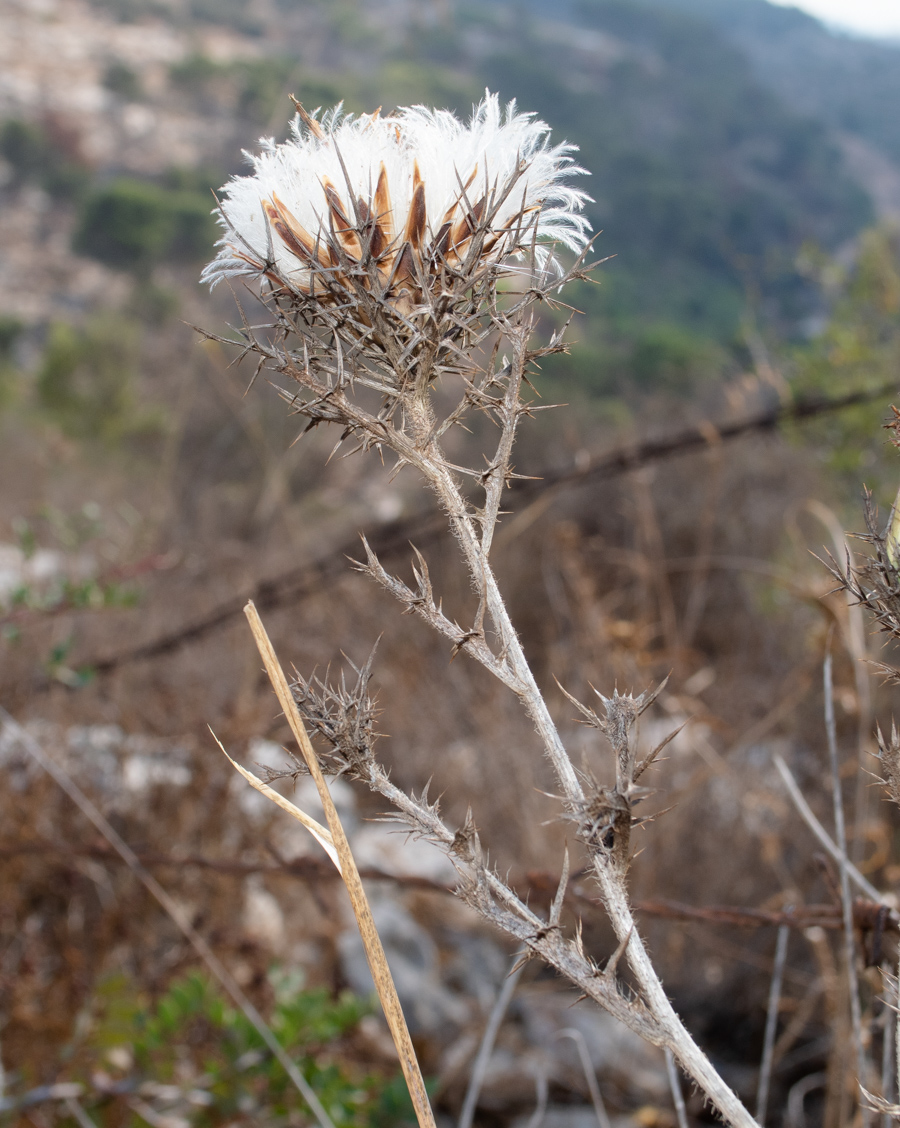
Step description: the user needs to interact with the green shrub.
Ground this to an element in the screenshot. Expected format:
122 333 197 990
73 179 217 271
189 0 264 35
236 58 298 123
789 226 900 489
85 0 169 20
0 315 23 360
169 52 223 95
169 54 319 125
36 316 142 441
0 119 90 201
24 970 409 1128
0 315 23 408
102 61 142 100
629 322 725 393
128 280 180 326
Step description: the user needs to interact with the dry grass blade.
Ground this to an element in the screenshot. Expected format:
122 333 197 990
210 730 340 870
64 1097 96 1128
880 967 897 1128
0 707 337 1128
242 600 437 1128
554 1028 612 1128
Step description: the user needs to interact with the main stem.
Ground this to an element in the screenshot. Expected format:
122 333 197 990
410 392 755 1128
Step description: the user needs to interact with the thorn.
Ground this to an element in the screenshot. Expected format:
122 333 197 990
549 847 570 928
509 949 533 976
635 721 686 781
554 676 603 729
636 674 670 716
450 630 481 661
603 926 634 981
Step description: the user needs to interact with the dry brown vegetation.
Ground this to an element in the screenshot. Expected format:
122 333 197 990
2 18 900 1119
3 245 900 1124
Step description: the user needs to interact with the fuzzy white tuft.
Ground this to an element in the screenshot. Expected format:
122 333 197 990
201 91 591 297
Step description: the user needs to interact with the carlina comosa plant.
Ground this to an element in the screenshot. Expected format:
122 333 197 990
201 92 759 1127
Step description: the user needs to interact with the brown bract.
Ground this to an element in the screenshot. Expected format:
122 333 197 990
233 157 536 317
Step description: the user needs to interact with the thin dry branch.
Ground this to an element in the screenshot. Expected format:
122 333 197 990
773 754 889 906
241 601 436 1128
756 923 790 1126
823 648 869 1121
457 950 527 1128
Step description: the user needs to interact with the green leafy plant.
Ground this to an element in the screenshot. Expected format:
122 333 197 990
73 179 217 272
0 314 23 407
0 119 90 201
789 226 900 489
36 316 165 444
0 971 411 1127
102 61 143 101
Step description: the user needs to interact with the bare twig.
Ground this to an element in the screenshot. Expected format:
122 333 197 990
881 964 896 1128
756 922 790 1125
64 1098 96 1128
787 1072 827 1128
457 950 526 1128
666 1048 689 1128
824 647 869 1123
526 1069 549 1128
555 1028 612 1128
773 754 887 904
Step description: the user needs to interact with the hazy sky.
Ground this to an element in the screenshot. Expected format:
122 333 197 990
768 0 900 38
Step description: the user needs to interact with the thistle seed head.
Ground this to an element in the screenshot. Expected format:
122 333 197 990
201 91 591 307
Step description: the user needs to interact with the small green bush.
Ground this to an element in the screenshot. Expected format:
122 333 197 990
73 179 217 271
629 322 725 393
790 226 900 489
20 970 415 1128
169 52 223 96
0 315 23 408
0 315 23 360
188 0 264 35
0 119 90 201
36 316 143 442
102 61 142 100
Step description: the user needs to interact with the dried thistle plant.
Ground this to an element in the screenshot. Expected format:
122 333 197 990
825 408 900 804
203 93 757 1127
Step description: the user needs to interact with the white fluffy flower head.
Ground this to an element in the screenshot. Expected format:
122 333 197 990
202 91 591 305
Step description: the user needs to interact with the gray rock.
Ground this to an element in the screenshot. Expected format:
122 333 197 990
337 891 469 1035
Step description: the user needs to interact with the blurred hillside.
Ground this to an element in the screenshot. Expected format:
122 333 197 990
3 1 900 1124
1 0 898 395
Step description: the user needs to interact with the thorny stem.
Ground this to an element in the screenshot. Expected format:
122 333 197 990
270 321 759 1126
589 867 755 1128
896 953 900 1119
405 338 756 1128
